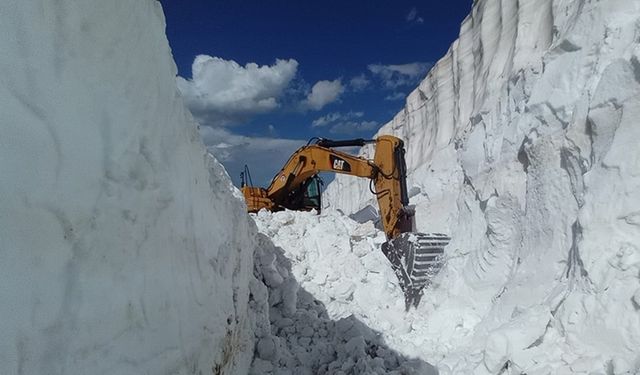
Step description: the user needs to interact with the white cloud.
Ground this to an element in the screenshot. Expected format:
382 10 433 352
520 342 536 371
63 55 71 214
199 126 305 186
302 79 345 111
310 111 377 134
312 111 363 127
177 55 298 126
384 92 406 101
329 120 378 135
349 74 370 91
368 62 431 88
406 7 424 24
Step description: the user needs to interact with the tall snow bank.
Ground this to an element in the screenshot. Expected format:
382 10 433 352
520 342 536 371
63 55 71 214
326 0 640 373
0 1 255 373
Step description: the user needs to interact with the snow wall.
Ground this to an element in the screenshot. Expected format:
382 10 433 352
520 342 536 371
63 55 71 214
326 0 640 372
0 1 257 373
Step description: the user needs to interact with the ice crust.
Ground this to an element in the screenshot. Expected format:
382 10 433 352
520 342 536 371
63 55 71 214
324 0 640 373
0 1 256 373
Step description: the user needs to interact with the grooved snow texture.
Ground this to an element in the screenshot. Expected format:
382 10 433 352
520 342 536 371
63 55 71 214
325 0 640 373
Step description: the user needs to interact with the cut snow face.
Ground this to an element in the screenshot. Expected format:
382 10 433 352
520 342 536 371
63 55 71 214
0 1 255 374
323 0 640 373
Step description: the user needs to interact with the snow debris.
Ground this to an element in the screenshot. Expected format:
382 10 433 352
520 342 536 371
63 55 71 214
249 228 438 374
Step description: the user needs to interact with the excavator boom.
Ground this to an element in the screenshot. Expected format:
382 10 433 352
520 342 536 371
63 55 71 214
241 135 450 309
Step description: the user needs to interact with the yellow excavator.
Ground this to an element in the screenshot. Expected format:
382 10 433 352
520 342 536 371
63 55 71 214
241 135 450 309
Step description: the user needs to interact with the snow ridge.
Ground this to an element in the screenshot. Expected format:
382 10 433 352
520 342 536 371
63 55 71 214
325 0 640 373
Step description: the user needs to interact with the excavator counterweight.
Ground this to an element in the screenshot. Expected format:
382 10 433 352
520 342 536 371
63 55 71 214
241 135 450 310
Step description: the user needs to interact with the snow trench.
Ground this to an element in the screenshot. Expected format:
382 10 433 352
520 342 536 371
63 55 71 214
3 0 640 374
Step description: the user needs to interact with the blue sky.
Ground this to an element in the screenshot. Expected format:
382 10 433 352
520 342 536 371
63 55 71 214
160 0 471 185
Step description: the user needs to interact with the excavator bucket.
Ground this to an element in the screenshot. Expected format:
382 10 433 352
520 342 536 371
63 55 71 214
381 232 450 310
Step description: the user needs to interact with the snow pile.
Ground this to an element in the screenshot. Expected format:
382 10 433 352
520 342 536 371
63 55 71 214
249 213 437 374
252 210 403 320
323 0 640 373
0 1 255 373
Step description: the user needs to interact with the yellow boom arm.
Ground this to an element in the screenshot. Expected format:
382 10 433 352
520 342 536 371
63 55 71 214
241 135 413 240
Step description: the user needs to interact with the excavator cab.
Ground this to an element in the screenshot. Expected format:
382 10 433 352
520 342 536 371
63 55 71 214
283 175 323 213
242 167 323 213
302 175 323 212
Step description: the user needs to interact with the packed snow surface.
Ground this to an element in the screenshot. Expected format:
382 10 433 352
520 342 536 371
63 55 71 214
323 0 640 373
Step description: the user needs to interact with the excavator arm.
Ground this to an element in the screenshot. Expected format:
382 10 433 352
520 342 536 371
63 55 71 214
244 135 411 239
241 135 451 309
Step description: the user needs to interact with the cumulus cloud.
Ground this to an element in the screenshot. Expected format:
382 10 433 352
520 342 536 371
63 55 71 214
199 126 305 186
177 55 298 126
406 7 424 24
349 74 371 91
302 79 345 111
367 62 431 89
311 111 377 135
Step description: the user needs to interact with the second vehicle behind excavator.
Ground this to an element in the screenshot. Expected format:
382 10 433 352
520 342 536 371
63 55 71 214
241 135 450 310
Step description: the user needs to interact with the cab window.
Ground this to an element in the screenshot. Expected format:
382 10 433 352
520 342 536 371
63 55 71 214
303 177 322 211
